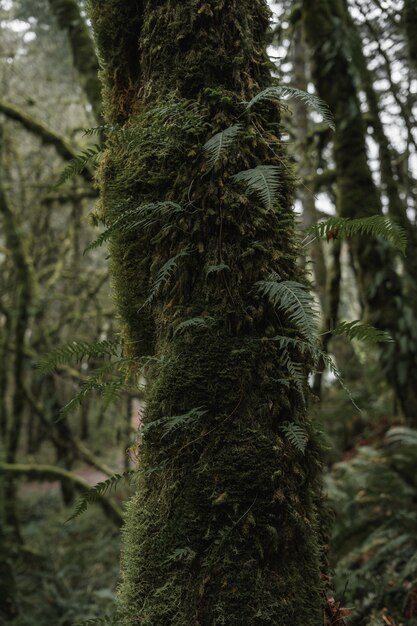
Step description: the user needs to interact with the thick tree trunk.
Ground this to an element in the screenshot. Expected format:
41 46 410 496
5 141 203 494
89 2 327 624
302 0 417 423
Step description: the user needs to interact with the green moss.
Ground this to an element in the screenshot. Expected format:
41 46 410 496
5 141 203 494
89 1 328 623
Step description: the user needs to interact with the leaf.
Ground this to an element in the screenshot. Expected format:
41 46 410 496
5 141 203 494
141 407 208 439
67 470 135 522
143 248 190 307
233 165 281 210
37 340 120 374
206 263 230 276
174 317 215 335
256 278 319 339
203 124 242 167
246 86 335 131
307 215 407 255
86 201 184 252
280 422 309 454
55 143 103 187
333 320 393 343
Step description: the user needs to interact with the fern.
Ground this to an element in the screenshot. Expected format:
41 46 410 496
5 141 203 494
206 263 230 276
386 426 417 448
83 124 113 137
280 422 309 454
86 201 184 252
141 407 207 439
307 215 407 254
164 547 196 564
174 317 215 335
38 340 120 374
256 278 319 339
143 248 190 306
246 86 335 130
233 166 282 210
203 124 242 167
56 143 103 186
67 470 135 523
333 320 393 343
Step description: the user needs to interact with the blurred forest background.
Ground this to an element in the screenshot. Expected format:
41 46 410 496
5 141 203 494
0 0 416 624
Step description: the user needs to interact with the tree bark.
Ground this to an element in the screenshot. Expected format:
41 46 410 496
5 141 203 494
89 1 327 624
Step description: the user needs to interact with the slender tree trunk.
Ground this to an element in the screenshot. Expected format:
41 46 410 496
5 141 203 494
89 2 327 624
302 0 417 423
405 0 417 69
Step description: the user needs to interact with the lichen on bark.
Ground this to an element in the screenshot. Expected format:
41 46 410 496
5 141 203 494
89 1 327 623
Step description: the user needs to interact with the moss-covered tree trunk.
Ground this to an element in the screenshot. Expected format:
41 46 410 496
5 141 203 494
89 2 326 624
302 0 417 423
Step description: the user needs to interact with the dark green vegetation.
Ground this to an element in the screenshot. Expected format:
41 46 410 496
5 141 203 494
89 1 327 624
1 1 417 625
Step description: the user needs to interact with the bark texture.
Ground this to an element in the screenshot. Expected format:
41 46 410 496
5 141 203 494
89 1 327 624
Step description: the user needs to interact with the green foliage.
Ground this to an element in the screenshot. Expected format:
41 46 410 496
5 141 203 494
86 201 184 252
141 407 208 439
307 215 407 254
206 263 230 276
203 124 242 167
280 422 309 454
56 143 103 186
256 278 319 339
233 166 282 210
328 430 417 624
67 471 135 522
173 317 215 335
246 86 335 130
143 248 191 307
333 320 393 343
37 340 120 374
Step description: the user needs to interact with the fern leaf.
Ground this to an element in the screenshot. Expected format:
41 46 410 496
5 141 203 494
67 470 135 523
73 617 115 626
246 86 335 131
203 124 242 167
308 215 407 254
233 165 281 210
256 278 319 339
141 407 207 439
83 124 113 137
280 422 309 454
206 264 230 276
38 340 120 374
174 317 215 335
333 320 393 343
386 426 417 448
56 143 103 187
85 201 184 252
143 248 190 306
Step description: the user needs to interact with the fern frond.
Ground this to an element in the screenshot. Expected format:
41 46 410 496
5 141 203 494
256 279 319 339
141 407 207 439
164 547 196 564
60 377 125 418
246 86 335 130
308 215 407 254
174 317 215 335
67 470 135 522
233 165 281 210
280 422 309 454
203 124 242 167
386 426 417 448
83 124 113 137
206 264 230 276
56 143 103 187
38 340 120 374
144 248 190 306
86 201 184 252
333 320 393 343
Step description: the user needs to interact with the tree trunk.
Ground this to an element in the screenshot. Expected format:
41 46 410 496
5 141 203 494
302 0 417 423
89 2 327 624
